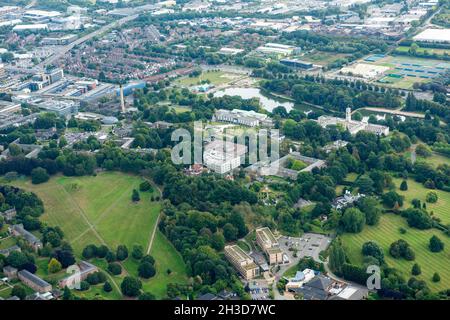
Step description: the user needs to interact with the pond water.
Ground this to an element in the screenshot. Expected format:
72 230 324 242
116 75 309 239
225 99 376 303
213 87 294 112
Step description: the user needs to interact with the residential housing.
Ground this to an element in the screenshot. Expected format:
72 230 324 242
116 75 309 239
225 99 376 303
224 245 260 280
255 227 283 265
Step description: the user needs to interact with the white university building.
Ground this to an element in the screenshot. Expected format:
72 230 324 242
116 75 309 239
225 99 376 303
317 108 389 136
212 109 273 127
203 140 247 174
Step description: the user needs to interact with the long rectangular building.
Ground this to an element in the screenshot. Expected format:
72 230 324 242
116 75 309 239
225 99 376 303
255 227 283 265
317 108 389 136
18 270 52 293
212 109 273 127
224 245 260 280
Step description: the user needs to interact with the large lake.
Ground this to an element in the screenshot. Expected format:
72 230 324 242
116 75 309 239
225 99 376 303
213 87 294 112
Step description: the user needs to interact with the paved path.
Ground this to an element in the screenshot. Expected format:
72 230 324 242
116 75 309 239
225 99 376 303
145 180 163 255
59 185 107 247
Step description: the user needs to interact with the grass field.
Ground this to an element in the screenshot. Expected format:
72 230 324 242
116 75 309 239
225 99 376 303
9 172 188 299
341 214 450 292
417 152 450 168
301 51 350 66
396 46 450 57
0 236 17 250
142 230 188 298
176 70 239 86
11 173 160 254
392 178 450 225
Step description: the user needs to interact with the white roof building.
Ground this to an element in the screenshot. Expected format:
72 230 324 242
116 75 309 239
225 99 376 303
413 28 450 43
203 140 247 174
13 24 49 32
24 10 61 19
212 109 273 127
218 47 244 55
317 108 389 136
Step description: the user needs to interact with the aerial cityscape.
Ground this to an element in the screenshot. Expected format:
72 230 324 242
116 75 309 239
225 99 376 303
0 0 449 308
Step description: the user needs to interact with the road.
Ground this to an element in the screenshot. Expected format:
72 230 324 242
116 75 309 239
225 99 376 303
271 234 331 300
353 107 426 119
37 14 140 69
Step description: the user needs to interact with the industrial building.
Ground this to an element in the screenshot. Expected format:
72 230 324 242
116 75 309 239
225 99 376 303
255 227 283 265
256 43 301 57
218 47 245 55
0 101 21 115
12 24 49 32
42 34 78 45
224 245 260 280
413 28 450 43
280 59 313 70
23 9 61 22
37 99 79 117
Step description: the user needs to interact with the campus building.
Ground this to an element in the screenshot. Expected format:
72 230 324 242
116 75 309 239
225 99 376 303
280 59 313 70
212 109 273 127
10 224 43 251
224 245 260 280
317 108 389 136
0 208 16 222
18 270 52 293
58 261 98 288
285 269 316 291
203 140 247 174
255 227 283 265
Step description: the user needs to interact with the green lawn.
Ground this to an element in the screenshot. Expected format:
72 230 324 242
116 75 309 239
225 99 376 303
301 51 350 66
393 178 450 225
122 230 188 299
11 172 160 254
341 214 450 292
9 172 188 299
396 46 450 56
419 153 450 168
176 70 238 86
0 236 17 250
0 287 13 299
74 283 122 300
